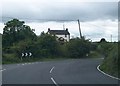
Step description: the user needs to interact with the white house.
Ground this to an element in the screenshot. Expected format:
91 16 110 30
47 28 70 42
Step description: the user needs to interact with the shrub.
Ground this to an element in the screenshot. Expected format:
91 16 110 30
66 37 91 58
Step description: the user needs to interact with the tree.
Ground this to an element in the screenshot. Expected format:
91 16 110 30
97 42 113 57
67 37 91 58
100 38 107 43
33 34 59 58
100 43 119 78
3 19 36 47
2 19 37 62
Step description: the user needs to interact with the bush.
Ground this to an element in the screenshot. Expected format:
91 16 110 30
100 43 119 78
3 54 20 64
66 37 91 58
97 42 113 57
32 34 59 58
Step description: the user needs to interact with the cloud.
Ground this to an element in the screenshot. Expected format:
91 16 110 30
0 19 118 42
1 0 118 22
0 0 118 42
24 19 118 42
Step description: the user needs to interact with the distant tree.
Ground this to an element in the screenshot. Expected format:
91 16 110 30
3 19 36 47
100 38 107 43
97 41 113 57
67 37 91 58
33 34 59 58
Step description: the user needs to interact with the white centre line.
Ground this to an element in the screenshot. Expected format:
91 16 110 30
51 77 59 86
50 66 59 86
50 66 55 73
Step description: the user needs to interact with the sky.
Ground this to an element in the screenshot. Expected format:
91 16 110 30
0 0 119 42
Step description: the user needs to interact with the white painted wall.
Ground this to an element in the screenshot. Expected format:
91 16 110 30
56 34 70 42
47 32 70 42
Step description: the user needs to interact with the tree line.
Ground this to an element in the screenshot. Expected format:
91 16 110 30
98 42 119 78
2 19 119 78
2 19 93 64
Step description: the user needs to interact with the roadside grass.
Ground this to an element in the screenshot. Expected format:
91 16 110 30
88 51 103 58
2 51 104 65
99 44 119 78
2 56 68 64
2 54 20 64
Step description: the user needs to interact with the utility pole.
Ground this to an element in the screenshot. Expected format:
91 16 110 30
63 24 65 30
78 19 82 38
111 34 112 42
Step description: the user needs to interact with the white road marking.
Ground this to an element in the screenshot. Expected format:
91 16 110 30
51 77 59 86
22 64 25 65
3 69 6 71
0 69 6 72
50 67 55 73
97 65 120 80
50 66 58 86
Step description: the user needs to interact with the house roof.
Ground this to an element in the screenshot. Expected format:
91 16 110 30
48 29 70 35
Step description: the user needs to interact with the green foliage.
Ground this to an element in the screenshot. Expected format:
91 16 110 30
2 19 37 63
31 34 59 58
3 19 36 47
100 38 107 43
57 44 68 58
2 53 20 64
2 19 94 64
88 51 102 58
100 43 119 78
66 37 91 58
97 42 113 57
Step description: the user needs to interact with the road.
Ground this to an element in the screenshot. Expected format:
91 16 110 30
2 58 119 85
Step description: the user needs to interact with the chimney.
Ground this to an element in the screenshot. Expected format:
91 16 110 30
66 28 68 31
48 28 50 31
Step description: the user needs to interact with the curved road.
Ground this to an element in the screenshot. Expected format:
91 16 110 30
2 58 119 85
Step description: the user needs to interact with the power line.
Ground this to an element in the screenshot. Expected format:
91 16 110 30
83 22 107 30
2 16 112 30
2 16 77 22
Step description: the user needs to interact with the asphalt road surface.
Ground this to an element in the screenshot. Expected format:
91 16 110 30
2 58 119 85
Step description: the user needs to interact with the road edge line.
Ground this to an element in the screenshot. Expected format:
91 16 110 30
97 65 120 80
0 69 6 72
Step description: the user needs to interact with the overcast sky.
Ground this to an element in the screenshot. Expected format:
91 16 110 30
0 0 119 42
